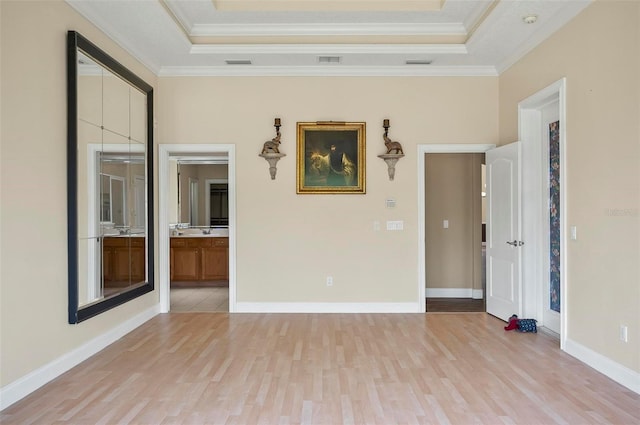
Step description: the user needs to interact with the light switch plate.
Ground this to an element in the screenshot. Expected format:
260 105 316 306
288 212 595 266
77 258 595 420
386 220 404 231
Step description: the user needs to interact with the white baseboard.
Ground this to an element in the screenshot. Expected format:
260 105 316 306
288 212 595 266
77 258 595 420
564 338 640 394
235 302 421 313
0 305 160 411
426 288 484 299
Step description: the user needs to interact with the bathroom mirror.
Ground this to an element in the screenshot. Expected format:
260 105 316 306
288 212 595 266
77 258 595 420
67 31 154 323
168 157 229 227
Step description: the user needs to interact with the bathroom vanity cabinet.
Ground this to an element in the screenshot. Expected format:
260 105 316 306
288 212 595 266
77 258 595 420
103 236 146 286
170 237 229 283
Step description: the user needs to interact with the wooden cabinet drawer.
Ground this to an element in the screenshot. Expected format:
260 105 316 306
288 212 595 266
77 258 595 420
213 238 228 247
129 237 144 247
170 238 186 247
171 238 199 248
170 237 228 247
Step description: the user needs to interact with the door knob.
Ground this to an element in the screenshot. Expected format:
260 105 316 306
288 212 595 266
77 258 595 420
506 240 524 246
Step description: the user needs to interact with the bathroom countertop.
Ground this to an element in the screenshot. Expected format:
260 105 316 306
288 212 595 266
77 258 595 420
171 230 229 238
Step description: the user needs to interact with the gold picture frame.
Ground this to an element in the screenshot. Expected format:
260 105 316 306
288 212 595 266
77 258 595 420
296 122 366 194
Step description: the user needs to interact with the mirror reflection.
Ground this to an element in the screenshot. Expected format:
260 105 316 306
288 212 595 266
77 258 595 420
77 51 147 307
99 153 146 298
168 158 229 229
68 31 153 323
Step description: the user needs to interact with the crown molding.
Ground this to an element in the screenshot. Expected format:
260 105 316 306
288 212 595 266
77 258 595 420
190 43 467 55
158 65 497 77
190 22 467 37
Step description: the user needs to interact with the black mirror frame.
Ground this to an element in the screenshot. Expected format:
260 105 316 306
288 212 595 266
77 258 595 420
67 31 154 324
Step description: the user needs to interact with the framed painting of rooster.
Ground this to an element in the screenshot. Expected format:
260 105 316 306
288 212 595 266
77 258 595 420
296 121 366 194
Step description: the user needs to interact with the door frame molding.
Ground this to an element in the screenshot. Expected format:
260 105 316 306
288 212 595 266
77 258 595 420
158 144 236 313
518 78 567 348
417 144 495 313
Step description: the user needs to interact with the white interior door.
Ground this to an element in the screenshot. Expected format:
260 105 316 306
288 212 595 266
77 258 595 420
486 142 522 321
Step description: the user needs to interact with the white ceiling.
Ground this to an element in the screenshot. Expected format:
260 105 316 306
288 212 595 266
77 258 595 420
66 0 591 77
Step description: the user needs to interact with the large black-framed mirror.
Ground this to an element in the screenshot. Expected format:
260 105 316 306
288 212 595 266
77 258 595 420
67 31 154 323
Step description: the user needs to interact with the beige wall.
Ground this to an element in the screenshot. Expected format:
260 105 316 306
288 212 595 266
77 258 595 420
425 153 483 292
158 76 498 303
499 0 640 372
0 0 158 387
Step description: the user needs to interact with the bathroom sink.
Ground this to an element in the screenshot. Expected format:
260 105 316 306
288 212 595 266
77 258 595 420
172 228 229 237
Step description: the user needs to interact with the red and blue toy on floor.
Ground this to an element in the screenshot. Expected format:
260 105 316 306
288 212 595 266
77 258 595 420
504 314 538 333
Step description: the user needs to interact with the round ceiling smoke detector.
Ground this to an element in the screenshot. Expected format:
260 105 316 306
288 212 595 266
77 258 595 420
523 14 538 24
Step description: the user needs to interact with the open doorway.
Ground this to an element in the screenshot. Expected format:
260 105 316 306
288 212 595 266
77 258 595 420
158 144 236 314
518 78 567 343
424 152 486 312
169 159 229 312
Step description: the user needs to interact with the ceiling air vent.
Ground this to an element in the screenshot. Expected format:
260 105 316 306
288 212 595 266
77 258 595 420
405 59 433 65
225 60 252 65
318 56 341 64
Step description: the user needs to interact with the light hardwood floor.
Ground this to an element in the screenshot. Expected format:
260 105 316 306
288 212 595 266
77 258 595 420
2 313 638 424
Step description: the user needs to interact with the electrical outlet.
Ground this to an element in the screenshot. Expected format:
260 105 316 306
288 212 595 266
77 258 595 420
326 276 333 287
620 325 628 343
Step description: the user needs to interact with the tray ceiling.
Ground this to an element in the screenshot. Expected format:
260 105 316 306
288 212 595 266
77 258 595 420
66 0 591 76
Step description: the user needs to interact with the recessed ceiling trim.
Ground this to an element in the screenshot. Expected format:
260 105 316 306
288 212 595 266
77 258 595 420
158 0 192 40
212 0 445 12
158 65 497 77
463 0 500 41
67 0 592 78
189 22 467 37
191 44 467 55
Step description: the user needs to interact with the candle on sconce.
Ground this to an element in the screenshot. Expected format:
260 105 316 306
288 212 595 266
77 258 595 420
383 119 390 128
274 118 281 126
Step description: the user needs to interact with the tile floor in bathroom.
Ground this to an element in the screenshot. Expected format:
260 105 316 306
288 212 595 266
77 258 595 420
170 287 229 312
